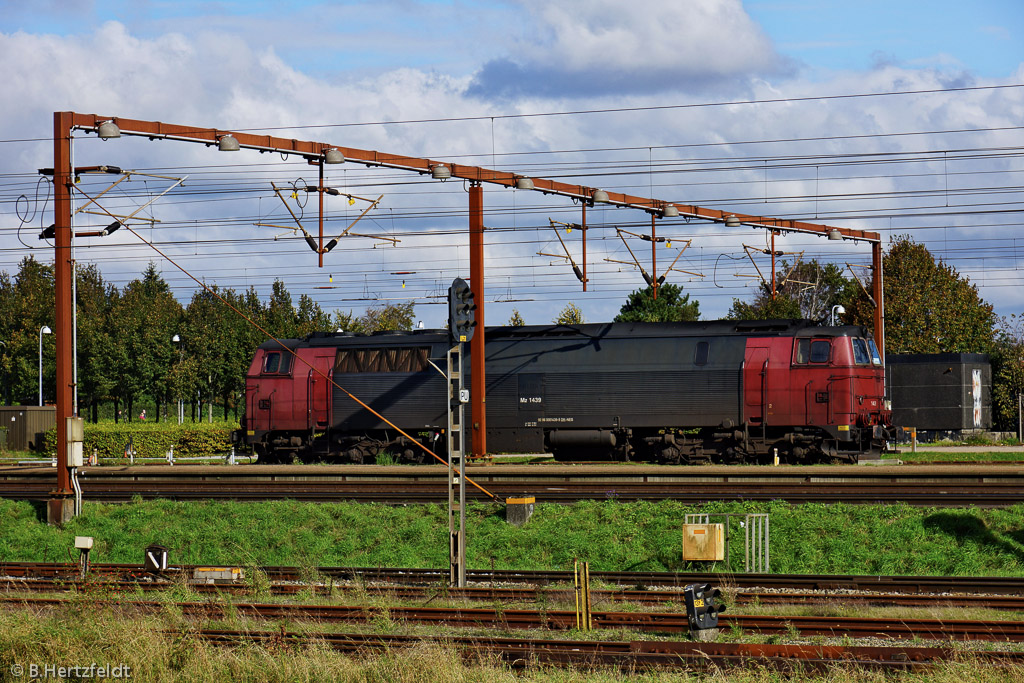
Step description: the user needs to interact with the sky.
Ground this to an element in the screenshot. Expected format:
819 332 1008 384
0 0 1021 330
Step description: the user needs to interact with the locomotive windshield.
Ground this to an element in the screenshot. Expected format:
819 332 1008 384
263 351 292 374
852 338 871 365
867 339 882 365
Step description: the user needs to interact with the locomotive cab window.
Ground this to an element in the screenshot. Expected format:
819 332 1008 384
867 339 882 366
794 339 832 364
262 351 292 374
694 341 710 366
852 338 871 365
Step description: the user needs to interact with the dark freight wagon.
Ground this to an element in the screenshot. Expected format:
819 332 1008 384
236 320 892 465
885 353 992 434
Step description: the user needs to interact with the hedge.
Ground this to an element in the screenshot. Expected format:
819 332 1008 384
40 422 238 460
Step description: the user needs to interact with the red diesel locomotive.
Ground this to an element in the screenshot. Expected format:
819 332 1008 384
236 320 892 464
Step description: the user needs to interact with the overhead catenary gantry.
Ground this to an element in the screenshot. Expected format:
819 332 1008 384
47 111 884 524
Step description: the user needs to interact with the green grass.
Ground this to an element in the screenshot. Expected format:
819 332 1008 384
1 606 1024 683
900 450 1024 463
4 498 1024 577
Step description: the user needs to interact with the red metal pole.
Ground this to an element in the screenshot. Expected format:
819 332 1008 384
318 161 324 268
469 183 486 458
770 230 776 300
651 214 657 300
581 203 587 292
50 112 74 525
872 241 885 363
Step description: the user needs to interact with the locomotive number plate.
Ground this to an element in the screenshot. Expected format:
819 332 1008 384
518 374 544 412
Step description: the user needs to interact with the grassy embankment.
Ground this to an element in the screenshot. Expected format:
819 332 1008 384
3 498 1024 576
4 499 1024 681
900 449 1024 463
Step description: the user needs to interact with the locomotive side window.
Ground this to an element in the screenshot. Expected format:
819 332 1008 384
794 339 808 364
262 352 291 374
809 340 831 363
867 339 882 366
852 338 871 365
694 341 709 366
794 339 831 364
335 347 429 373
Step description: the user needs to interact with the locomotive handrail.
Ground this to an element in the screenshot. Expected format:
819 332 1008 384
760 359 769 429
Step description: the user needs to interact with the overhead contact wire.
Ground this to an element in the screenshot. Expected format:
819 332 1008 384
96 208 499 501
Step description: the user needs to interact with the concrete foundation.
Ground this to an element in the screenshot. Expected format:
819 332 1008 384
47 496 75 526
691 628 720 642
505 496 535 526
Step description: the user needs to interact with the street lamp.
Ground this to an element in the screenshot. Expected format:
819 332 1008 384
38 326 52 406
172 334 183 424
830 305 846 327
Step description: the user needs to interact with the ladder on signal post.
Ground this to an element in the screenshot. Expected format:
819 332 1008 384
447 342 467 588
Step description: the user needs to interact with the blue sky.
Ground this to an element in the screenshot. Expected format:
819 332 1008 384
5 1 1021 78
748 0 1022 78
0 0 1021 326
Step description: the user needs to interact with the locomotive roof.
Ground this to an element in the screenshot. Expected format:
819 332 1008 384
261 319 869 349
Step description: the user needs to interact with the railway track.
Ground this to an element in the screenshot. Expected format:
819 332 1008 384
192 629 1024 672
3 463 1024 505
5 576 1024 610
5 562 1024 595
7 595 1024 642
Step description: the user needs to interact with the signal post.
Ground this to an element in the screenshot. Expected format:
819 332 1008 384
447 278 477 587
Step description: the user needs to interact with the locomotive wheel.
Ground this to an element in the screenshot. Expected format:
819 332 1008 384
551 448 574 462
401 448 427 465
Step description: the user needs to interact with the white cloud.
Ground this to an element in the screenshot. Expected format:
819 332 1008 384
468 0 791 98
1 15 1021 326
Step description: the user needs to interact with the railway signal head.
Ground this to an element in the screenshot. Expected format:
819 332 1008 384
448 277 477 343
683 582 725 631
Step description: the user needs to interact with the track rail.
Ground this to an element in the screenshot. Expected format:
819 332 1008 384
5 563 1024 596
6 577 1024 610
193 628 1024 671
3 463 1024 505
8 596 1024 642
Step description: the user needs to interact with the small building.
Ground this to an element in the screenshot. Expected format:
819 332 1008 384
885 353 991 433
0 406 56 451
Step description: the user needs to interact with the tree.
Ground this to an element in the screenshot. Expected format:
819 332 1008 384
614 284 699 323
333 302 416 334
0 271 11 405
554 303 584 325
727 260 854 323
727 289 801 321
262 279 297 339
183 287 233 422
360 302 416 332
110 264 182 422
1 257 56 404
991 315 1024 432
845 236 996 354
75 264 117 422
508 309 525 326
294 294 332 338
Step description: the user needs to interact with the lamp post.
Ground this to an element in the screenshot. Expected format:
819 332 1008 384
830 305 846 327
39 326 52 406
0 340 6 405
172 334 183 425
